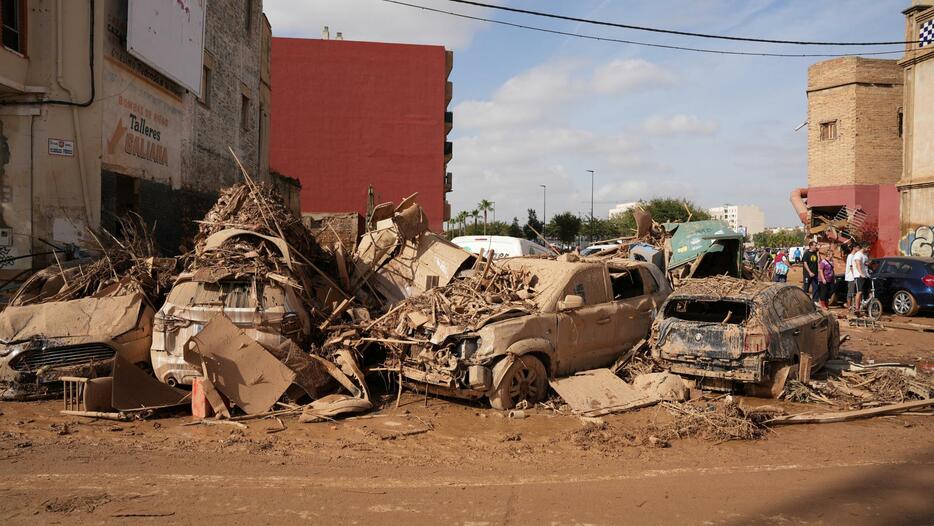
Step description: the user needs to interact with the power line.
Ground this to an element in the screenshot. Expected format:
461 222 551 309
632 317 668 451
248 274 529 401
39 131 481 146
382 0 904 58
443 0 921 47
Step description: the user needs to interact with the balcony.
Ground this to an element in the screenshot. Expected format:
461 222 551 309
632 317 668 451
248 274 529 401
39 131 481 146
444 172 453 192
444 111 453 136
444 141 453 163
445 81 452 106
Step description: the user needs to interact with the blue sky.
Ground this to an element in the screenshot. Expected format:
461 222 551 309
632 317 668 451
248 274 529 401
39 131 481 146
265 0 908 227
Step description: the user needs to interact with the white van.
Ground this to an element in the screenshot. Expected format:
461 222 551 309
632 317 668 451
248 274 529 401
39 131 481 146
452 236 551 259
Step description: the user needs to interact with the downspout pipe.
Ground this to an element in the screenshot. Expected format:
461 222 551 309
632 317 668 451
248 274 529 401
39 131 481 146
57 0 96 227
790 187 809 224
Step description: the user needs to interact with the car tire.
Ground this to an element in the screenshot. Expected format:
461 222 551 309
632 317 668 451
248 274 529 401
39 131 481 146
892 290 920 317
489 355 547 410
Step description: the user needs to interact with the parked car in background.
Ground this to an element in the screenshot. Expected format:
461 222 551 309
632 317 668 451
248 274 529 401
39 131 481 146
580 243 621 256
867 256 934 316
401 258 672 409
652 278 839 394
452 235 551 259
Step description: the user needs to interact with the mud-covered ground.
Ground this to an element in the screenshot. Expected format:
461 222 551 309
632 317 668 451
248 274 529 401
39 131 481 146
1 309 932 525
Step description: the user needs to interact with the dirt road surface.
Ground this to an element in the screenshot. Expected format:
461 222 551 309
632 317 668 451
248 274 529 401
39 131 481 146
1 311 932 525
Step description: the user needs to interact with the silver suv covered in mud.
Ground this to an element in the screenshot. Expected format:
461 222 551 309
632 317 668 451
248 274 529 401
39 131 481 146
402 258 671 409
150 273 311 386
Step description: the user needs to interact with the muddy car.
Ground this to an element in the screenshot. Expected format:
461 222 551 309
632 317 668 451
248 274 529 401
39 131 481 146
0 293 155 400
401 258 672 409
150 272 312 387
651 278 839 393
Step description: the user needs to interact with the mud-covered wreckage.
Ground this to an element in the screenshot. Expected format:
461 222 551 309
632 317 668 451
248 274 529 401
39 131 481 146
1 177 929 427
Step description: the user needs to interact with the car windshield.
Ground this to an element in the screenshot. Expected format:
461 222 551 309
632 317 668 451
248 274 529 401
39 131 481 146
168 280 288 309
664 299 750 324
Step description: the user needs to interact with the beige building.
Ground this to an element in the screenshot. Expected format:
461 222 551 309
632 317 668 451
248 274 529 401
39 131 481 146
0 0 270 276
898 1 934 256
708 205 765 236
806 57 904 189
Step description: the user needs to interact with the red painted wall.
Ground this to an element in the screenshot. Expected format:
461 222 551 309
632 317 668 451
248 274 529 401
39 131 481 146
806 184 900 257
270 38 448 232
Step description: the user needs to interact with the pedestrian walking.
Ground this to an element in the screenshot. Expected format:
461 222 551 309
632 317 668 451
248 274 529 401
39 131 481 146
773 250 790 283
844 244 857 310
802 241 820 301
818 248 835 309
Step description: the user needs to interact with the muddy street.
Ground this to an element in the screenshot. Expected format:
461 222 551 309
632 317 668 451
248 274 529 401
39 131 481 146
1 319 932 525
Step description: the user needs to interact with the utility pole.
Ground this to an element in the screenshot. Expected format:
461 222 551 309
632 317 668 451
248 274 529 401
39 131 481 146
586 170 595 243
539 184 547 226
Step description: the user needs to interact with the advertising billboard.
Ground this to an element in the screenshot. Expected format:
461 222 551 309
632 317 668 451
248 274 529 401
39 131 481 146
127 0 206 96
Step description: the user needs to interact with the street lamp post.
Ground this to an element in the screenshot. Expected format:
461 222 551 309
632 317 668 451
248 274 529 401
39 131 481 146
539 184 547 227
586 170 595 243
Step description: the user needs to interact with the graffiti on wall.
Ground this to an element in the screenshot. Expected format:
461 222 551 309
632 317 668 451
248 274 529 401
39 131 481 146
900 226 934 257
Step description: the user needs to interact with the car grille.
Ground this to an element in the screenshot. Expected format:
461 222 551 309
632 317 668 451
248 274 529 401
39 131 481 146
9 344 116 372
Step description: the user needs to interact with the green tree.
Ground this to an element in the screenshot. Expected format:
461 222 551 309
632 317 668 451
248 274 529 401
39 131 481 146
609 198 712 236
752 228 806 249
581 217 616 243
547 212 582 245
469 209 480 229
477 200 494 235
523 209 544 241
508 217 523 238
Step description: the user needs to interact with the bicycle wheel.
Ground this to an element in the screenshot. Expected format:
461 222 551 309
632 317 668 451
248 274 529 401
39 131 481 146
867 298 883 321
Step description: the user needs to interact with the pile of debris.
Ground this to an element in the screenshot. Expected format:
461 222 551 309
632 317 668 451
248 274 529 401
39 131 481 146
785 362 934 409
9 215 176 308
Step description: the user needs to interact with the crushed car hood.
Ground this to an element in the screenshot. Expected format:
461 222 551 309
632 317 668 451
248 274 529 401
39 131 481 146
0 293 148 344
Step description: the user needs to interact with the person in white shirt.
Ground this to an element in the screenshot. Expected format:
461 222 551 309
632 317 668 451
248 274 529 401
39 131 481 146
844 244 857 310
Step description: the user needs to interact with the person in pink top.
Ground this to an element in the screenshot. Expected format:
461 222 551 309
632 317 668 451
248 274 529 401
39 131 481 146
817 248 835 309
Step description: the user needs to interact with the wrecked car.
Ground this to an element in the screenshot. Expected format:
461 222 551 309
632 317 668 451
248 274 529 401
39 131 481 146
0 293 155 400
664 220 744 284
398 258 671 410
651 278 839 394
150 269 312 387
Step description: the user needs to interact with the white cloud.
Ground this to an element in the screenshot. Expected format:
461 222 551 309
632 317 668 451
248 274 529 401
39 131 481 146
643 114 719 136
263 0 502 49
592 59 677 95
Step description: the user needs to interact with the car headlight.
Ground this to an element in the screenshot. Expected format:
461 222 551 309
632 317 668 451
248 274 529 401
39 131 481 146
458 338 481 360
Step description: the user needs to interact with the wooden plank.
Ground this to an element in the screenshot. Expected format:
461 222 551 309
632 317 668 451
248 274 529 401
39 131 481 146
550 369 653 415
768 398 934 425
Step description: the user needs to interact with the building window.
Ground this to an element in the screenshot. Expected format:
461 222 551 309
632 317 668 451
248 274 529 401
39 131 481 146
897 110 904 138
241 94 251 130
199 65 212 107
819 120 837 141
1 0 26 54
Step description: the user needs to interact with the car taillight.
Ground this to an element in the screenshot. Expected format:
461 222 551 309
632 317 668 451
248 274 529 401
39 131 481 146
923 275 934 288
743 332 769 353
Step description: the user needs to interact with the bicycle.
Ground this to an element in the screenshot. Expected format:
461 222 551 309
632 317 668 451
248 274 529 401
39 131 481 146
853 276 883 321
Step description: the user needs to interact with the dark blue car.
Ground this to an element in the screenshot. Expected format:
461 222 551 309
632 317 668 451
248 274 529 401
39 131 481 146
869 256 934 316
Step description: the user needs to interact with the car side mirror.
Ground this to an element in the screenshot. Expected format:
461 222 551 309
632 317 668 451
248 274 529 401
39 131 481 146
557 294 584 311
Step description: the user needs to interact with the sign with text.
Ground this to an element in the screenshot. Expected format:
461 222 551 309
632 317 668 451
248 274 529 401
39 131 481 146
47 138 75 156
101 59 182 186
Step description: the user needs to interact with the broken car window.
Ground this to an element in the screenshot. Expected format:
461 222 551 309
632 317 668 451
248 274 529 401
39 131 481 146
664 299 749 324
610 270 645 300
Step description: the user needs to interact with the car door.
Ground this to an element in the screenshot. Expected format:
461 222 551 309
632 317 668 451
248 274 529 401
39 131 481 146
606 264 655 357
554 266 616 374
773 288 830 365
871 259 895 304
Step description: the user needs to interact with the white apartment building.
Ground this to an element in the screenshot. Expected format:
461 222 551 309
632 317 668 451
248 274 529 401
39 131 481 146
708 204 765 236
608 202 640 218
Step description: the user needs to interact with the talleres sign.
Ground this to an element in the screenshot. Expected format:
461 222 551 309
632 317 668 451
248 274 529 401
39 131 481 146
126 0 206 97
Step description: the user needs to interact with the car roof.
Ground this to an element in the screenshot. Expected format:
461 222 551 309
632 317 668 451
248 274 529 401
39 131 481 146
875 256 934 264
666 277 780 302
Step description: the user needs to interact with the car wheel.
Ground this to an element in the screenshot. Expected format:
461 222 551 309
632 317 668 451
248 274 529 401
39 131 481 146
867 298 884 321
489 355 547 410
892 290 920 317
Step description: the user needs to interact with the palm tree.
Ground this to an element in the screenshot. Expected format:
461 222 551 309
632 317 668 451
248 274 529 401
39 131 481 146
469 209 480 231
477 200 494 235
454 210 469 236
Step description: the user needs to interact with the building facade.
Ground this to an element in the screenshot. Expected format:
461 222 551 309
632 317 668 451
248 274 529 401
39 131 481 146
708 205 765 236
804 56 904 256
898 1 934 257
0 0 269 275
269 36 453 232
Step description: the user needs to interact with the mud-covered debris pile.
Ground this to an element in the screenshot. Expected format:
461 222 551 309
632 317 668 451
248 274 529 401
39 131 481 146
785 365 934 409
10 215 176 308
652 399 778 442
